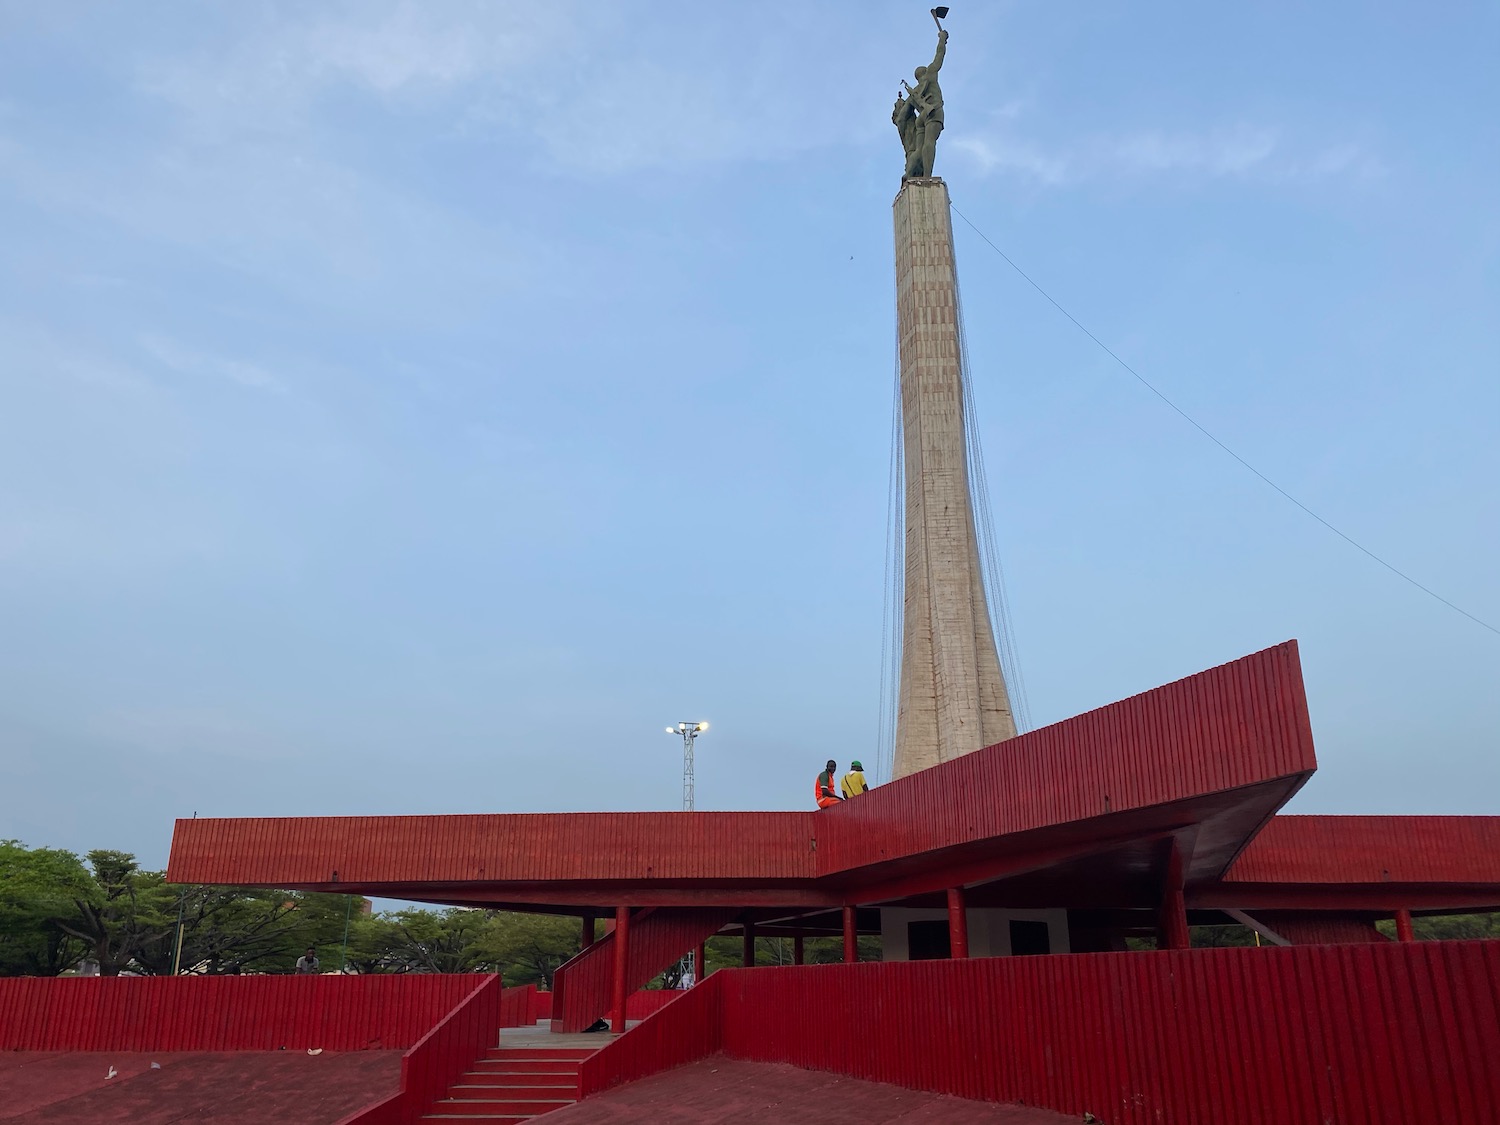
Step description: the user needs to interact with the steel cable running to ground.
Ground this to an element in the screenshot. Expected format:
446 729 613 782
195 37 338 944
949 201 1500 639
955 271 1033 731
875 325 905 785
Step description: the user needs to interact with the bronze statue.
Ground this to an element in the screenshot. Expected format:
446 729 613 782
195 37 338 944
895 12 949 179
893 92 922 179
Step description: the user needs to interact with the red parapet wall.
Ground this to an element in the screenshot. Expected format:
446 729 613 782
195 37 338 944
579 974 724 1098
0 974 488 1053
818 640 1316 875
500 983 543 1027
1228 814 1500 885
625 989 684 1020
167 810 816 888
580 943 1500 1125
337 974 501 1125
551 907 734 1032
499 984 673 1030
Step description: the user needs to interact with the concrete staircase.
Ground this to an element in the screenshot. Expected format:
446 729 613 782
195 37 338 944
421 1045 597 1122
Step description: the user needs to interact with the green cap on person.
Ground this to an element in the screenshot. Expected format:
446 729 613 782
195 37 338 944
851 760 863 771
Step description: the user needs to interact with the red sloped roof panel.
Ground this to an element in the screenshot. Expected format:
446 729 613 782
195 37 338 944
1226 815 1500 885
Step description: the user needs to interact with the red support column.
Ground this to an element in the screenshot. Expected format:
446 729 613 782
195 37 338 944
842 906 858 963
1159 843 1191 951
793 933 804 965
581 913 595 950
610 906 630 1034
947 887 969 959
742 921 756 967
695 941 707 984
1395 909 1416 943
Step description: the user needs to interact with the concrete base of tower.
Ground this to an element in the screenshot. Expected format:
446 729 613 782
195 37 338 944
891 176 1017 779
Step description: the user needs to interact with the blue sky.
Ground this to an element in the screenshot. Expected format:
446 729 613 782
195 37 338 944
2 1 1496 873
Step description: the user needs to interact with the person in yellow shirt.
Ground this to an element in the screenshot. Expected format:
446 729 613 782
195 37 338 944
840 761 869 799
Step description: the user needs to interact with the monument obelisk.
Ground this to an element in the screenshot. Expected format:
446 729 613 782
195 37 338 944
892 12 1017 779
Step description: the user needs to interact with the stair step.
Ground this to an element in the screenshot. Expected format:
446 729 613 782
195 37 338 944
483 1047 596 1060
446 1086 576 1103
455 1073 577 1088
422 1117 533 1123
430 1099 572 1116
474 1059 583 1074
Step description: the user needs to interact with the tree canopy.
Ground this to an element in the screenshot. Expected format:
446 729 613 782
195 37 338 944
7 839 1493 980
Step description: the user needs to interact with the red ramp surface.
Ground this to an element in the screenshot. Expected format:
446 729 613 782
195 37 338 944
0 1050 401 1124
546 1058 1077 1124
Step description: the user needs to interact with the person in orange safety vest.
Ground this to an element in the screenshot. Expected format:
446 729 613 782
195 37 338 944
815 759 844 809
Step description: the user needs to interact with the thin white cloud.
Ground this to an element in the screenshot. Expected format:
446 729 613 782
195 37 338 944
951 135 1071 185
951 119 1384 188
140 333 283 394
128 2 896 177
1110 126 1279 176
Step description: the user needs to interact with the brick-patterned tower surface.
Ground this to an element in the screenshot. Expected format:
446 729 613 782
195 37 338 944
893 177 1016 779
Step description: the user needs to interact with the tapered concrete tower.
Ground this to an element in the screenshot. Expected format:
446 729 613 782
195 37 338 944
892 176 1017 778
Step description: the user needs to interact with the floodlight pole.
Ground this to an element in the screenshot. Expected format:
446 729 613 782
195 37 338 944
665 721 709 812
664 719 709 988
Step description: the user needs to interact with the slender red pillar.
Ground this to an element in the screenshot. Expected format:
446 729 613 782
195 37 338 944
742 920 757 967
1395 908 1416 943
947 887 969 958
1159 843 1191 951
695 941 707 984
611 906 630 1033
842 905 858 963
581 913 595 950
793 933 804 965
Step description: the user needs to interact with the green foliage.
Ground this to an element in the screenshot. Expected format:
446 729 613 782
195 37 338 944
361 908 499 974
694 933 882 979
469 912 580 987
0 840 93 976
1188 925 1261 948
0 840 368 977
1375 912 1500 942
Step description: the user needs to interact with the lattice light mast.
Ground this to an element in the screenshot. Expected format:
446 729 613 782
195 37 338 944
665 721 709 811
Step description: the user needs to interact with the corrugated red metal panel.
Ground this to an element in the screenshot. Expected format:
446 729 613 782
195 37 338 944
164 643 1316 905
168 811 816 887
391 974 500 1125
816 641 1315 876
625 989 686 1020
1253 912 1388 944
1228 815 1500 884
337 974 500 1125
0 974 487 1053
696 942 1500 1125
499 983 541 1027
551 907 736 1032
578 974 723 1098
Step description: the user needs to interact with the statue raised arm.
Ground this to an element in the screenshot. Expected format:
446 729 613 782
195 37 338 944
897 27 949 179
926 29 948 78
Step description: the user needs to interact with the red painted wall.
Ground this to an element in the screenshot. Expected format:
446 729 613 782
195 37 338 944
0 974 488 1053
816 640 1316 876
550 907 734 1032
167 811 815 887
499 984 675 1028
579 976 723 1097
336 975 500 1125
164 644 1320 900
1228 814 1500 885
626 988 685 1020
584 943 1500 1125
